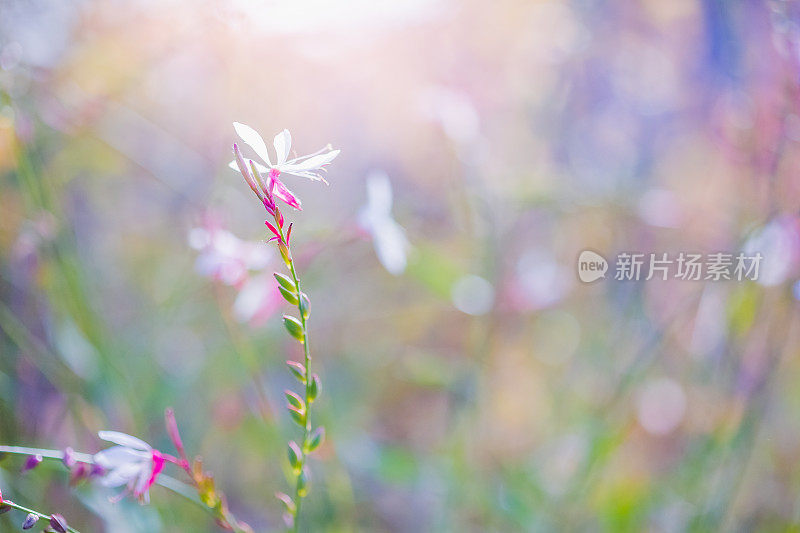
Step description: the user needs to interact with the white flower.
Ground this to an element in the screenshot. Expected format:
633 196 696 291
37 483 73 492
229 122 340 183
358 171 410 275
93 431 165 503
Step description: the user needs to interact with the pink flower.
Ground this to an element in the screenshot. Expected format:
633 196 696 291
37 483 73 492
229 122 339 210
93 431 169 504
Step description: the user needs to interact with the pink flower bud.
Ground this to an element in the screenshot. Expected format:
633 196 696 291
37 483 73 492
165 408 184 456
22 513 38 529
265 221 281 239
62 447 75 469
233 144 264 201
69 462 88 485
21 454 42 473
50 514 68 533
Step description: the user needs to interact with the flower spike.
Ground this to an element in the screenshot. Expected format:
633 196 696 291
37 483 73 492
230 121 337 532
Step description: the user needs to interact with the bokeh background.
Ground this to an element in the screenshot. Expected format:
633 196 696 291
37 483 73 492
2 0 800 531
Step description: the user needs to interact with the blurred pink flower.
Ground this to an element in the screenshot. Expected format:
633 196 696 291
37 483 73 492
93 431 172 504
229 122 339 210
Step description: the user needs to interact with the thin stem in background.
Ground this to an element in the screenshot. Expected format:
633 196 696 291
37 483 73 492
1 499 80 533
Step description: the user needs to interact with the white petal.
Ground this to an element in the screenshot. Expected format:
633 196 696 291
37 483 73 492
233 122 272 167
373 220 409 275
94 446 148 469
282 149 339 172
99 463 142 487
133 464 154 495
280 169 328 183
366 172 393 215
273 129 292 166
286 144 332 164
98 431 151 451
229 159 269 174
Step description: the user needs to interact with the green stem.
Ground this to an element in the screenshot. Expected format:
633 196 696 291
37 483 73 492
274 216 313 533
287 255 311 533
1 499 80 533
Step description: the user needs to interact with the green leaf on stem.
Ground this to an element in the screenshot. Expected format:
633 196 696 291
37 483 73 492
274 273 296 292
275 492 296 515
286 361 306 383
288 406 306 427
283 315 304 342
278 285 299 305
287 441 303 473
285 390 304 410
299 293 310 319
307 426 325 452
297 467 310 498
308 374 320 404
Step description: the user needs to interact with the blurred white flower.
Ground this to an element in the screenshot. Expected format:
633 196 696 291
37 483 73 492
188 221 271 288
358 172 410 275
93 431 166 504
189 216 282 327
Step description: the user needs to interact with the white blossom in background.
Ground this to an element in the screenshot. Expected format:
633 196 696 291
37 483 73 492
188 216 282 326
188 222 271 288
358 171 410 275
